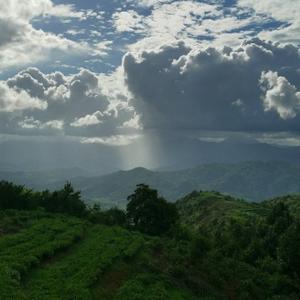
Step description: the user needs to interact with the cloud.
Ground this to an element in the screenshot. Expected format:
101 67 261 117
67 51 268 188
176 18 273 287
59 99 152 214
113 10 144 33
117 0 274 54
0 0 85 20
80 134 141 146
0 0 102 69
129 0 172 7
260 71 300 120
0 81 47 112
2 67 137 140
238 0 300 44
238 0 299 22
71 111 103 127
123 38 300 132
18 117 64 131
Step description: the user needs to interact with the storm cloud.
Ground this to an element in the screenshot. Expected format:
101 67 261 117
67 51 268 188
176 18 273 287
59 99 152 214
124 39 300 132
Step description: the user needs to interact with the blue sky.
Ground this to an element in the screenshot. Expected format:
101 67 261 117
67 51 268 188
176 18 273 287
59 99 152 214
0 0 295 78
0 0 300 163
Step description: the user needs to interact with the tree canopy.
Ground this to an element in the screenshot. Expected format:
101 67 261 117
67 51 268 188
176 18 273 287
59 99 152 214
126 184 178 235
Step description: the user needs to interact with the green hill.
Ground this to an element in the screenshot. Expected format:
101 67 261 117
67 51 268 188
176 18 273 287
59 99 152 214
176 191 268 233
1 182 300 299
0 210 221 300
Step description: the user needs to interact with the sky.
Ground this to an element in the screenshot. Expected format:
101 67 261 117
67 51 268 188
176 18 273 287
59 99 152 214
0 0 300 172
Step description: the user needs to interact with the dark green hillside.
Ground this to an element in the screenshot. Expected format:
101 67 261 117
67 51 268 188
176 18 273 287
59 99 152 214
176 191 268 233
0 211 221 300
264 194 300 217
1 182 300 299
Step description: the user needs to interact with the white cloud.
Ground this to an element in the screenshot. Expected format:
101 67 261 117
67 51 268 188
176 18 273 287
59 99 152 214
0 0 107 70
260 71 300 120
18 117 64 130
113 10 144 33
71 111 103 127
238 0 300 22
129 0 172 8
81 134 141 146
0 0 85 20
121 1 264 53
0 82 47 112
238 0 300 44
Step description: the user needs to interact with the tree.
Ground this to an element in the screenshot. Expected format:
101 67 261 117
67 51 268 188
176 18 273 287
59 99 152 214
41 182 86 217
126 184 178 236
278 221 300 278
0 181 37 210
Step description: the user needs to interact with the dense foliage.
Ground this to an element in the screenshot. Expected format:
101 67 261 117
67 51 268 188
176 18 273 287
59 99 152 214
177 191 300 299
0 181 86 217
127 184 178 235
0 182 300 299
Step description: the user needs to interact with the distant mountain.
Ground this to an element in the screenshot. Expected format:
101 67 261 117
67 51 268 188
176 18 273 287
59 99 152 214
1 161 300 206
0 167 92 191
72 161 300 206
2 138 300 174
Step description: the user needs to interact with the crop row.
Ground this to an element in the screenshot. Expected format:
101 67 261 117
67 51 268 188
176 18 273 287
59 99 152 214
22 226 145 300
0 217 86 299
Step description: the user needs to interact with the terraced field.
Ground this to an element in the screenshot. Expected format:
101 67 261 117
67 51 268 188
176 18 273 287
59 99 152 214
0 210 218 300
22 226 145 300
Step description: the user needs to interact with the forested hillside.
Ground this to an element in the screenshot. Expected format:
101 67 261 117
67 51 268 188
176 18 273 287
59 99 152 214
0 182 299 299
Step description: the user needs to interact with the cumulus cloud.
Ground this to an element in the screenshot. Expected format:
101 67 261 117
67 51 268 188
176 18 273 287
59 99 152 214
1 67 138 141
123 38 300 132
71 111 103 127
0 82 47 113
260 71 300 120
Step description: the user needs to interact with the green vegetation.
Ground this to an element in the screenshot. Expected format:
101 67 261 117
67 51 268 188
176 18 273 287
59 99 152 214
0 215 86 299
0 181 299 299
176 191 268 233
0 181 86 217
127 184 178 235
23 226 144 300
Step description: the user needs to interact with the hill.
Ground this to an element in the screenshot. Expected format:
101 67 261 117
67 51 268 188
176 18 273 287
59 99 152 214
176 191 268 233
0 210 223 300
74 161 300 207
2 161 300 207
0 183 300 299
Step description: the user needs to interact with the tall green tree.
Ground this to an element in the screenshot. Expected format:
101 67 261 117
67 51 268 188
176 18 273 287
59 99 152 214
127 184 178 236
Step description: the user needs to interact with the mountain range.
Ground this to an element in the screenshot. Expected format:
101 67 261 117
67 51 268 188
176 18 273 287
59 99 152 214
1 161 300 207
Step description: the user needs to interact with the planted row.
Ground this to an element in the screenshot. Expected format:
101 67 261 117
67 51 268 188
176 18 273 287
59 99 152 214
0 217 86 299
22 226 144 300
